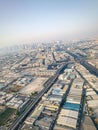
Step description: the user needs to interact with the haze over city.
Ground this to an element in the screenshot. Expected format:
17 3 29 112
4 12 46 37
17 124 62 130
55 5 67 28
1 1 98 130
0 0 98 48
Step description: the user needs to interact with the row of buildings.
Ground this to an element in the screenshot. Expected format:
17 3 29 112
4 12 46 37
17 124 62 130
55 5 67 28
76 63 98 129
54 72 84 130
21 67 75 130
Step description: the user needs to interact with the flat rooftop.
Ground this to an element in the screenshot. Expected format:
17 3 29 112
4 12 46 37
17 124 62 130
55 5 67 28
60 109 78 119
54 124 74 130
57 116 77 129
63 102 80 111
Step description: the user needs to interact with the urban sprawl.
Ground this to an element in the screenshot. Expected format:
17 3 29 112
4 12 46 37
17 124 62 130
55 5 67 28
0 40 98 130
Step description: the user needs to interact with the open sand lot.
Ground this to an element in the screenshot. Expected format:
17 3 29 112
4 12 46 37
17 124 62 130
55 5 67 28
19 77 48 95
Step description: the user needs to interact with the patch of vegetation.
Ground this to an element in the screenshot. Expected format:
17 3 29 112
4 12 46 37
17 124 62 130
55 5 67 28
31 91 38 96
0 107 16 126
0 109 4 114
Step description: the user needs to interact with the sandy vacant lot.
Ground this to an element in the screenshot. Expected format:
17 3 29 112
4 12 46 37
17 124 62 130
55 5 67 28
19 77 48 95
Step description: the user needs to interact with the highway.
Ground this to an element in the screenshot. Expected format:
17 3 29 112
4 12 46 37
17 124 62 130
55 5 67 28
66 51 98 77
8 63 67 130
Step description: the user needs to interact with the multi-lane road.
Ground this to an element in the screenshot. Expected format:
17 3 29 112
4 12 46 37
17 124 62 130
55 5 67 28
8 63 67 130
66 51 98 77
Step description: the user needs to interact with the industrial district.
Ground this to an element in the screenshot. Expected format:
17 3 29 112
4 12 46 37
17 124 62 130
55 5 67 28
0 40 98 130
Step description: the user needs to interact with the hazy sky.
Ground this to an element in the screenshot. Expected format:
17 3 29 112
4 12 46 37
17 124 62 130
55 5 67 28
0 0 98 47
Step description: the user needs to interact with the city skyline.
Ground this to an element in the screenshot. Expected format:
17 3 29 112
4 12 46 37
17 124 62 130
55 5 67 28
0 0 98 47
